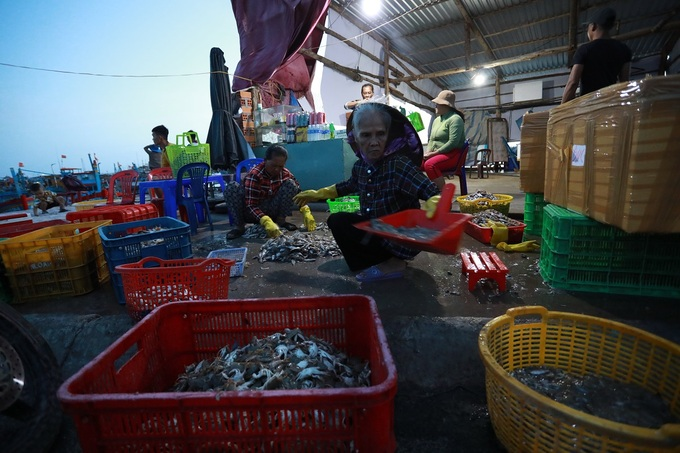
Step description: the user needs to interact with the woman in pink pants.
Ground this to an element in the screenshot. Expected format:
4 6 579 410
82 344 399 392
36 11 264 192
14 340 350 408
422 90 466 190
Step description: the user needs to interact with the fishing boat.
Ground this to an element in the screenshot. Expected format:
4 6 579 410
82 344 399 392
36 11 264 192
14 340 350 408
1 154 104 213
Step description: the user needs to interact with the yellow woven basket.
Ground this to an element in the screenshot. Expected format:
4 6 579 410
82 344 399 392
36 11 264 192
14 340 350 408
478 306 680 453
456 194 513 215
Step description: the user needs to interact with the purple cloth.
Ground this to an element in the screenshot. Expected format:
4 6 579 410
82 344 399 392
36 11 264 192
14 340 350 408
231 0 330 98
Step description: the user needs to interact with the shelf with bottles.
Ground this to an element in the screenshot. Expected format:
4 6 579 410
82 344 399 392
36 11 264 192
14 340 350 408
256 105 302 128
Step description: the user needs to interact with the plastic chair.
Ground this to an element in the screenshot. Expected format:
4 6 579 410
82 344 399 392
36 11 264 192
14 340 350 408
106 170 138 205
235 158 263 183
226 158 264 226
442 139 470 196
466 149 492 179
175 162 213 234
147 167 173 215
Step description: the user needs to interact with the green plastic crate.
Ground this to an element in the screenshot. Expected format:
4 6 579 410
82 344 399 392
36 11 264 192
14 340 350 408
327 196 360 213
523 192 548 235
539 204 680 297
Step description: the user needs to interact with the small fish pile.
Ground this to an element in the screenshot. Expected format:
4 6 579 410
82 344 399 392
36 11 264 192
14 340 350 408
257 231 341 263
243 222 328 239
463 190 499 201
369 219 440 241
171 328 371 392
470 209 523 227
510 366 679 428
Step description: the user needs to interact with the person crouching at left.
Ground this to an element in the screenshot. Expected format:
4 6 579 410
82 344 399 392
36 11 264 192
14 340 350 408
29 182 69 216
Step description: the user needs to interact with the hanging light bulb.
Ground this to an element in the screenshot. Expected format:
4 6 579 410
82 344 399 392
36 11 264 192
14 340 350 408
472 72 487 86
362 0 382 18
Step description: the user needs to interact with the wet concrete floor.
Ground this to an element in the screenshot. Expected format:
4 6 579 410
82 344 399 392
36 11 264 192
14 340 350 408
11 171 680 452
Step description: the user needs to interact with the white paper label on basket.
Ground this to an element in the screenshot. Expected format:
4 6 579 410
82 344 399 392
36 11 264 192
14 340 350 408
571 144 586 167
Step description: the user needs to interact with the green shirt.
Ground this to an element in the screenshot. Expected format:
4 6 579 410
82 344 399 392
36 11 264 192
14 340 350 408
427 111 465 154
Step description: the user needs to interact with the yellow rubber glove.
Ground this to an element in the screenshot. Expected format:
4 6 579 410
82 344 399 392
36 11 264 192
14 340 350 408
259 215 282 238
496 240 540 253
300 205 316 232
293 185 338 207
423 195 441 219
486 220 509 246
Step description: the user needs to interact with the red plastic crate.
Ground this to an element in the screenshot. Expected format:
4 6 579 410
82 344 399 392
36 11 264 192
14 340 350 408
58 296 397 452
66 203 158 224
116 257 235 322
0 220 68 239
0 212 32 227
464 219 526 245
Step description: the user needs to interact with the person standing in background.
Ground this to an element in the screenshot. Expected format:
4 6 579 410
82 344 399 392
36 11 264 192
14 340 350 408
344 83 375 110
561 7 632 104
143 143 163 170
149 125 172 168
422 90 466 191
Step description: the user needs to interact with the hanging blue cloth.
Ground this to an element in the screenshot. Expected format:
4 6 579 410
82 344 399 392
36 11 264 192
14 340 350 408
289 90 301 107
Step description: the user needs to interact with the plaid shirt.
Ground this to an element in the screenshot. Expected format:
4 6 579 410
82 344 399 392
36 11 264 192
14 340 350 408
336 154 439 259
244 161 299 220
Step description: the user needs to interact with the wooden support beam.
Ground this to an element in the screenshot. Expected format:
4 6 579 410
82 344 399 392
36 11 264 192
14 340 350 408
396 46 569 83
298 48 361 82
383 40 391 97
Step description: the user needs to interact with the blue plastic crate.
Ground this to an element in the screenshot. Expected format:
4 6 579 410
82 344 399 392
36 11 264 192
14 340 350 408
99 217 192 304
207 247 247 277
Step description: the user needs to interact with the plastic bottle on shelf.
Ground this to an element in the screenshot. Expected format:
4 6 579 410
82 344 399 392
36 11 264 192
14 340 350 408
329 123 335 139
322 123 330 140
254 103 262 128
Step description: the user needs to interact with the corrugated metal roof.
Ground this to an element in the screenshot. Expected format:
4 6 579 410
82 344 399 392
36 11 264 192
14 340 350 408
329 0 680 99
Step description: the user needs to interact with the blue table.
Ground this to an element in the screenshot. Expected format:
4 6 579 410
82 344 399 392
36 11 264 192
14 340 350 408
138 174 226 220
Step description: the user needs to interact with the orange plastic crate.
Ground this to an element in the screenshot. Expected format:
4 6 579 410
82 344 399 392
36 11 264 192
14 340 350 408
66 204 159 224
116 257 235 322
58 296 398 452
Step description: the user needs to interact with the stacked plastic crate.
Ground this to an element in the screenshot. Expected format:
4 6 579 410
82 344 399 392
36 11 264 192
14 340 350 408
0 221 112 303
519 110 550 236
98 217 192 304
538 204 680 297
239 89 256 147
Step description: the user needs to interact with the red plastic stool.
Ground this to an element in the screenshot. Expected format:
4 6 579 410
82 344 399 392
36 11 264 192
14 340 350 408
460 251 509 291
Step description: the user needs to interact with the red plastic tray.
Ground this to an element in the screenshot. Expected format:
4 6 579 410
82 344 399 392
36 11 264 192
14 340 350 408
66 203 158 224
58 296 397 452
354 184 471 254
465 219 526 244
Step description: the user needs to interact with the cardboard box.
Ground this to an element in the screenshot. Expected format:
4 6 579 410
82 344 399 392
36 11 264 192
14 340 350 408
519 110 550 193
544 75 680 233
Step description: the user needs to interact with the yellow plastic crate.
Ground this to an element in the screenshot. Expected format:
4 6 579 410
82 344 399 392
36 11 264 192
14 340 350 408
479 306 680 453
0 221 111 303
73 199 107 211
456 193 513 215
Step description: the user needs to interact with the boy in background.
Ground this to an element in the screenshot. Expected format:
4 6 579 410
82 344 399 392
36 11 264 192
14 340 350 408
29 182 69 215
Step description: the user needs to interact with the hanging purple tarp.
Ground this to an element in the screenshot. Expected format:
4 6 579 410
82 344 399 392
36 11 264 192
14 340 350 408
231 0 330 107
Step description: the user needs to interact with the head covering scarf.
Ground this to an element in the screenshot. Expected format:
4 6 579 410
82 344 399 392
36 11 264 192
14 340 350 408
346 103 423 166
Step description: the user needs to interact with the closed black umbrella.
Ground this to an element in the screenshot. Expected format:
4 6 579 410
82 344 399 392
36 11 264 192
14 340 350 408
206 47 248 170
